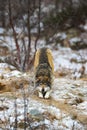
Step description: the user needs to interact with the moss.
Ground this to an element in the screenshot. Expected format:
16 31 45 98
18 122 28 128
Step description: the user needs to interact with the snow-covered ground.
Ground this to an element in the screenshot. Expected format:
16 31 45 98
53 47 87 73
0 26 87 129
0 49 87 129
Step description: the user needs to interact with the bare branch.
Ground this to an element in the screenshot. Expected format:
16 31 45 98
34 0 41 52
8 0 21 64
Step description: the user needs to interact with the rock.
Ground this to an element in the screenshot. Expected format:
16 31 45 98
30 109 41 116
29 109 44 121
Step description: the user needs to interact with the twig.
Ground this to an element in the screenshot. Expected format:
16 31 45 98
20 83 35 130
26 0 31 69
20 83 33 130
14 89 18 130
34 0 41 52
8 0 21 65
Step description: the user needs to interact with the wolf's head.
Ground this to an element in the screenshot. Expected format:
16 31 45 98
36 83 52 99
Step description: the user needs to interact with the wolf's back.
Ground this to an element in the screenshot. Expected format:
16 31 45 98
34 48 54 73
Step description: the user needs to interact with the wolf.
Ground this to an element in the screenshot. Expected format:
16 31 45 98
34 47 54 99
